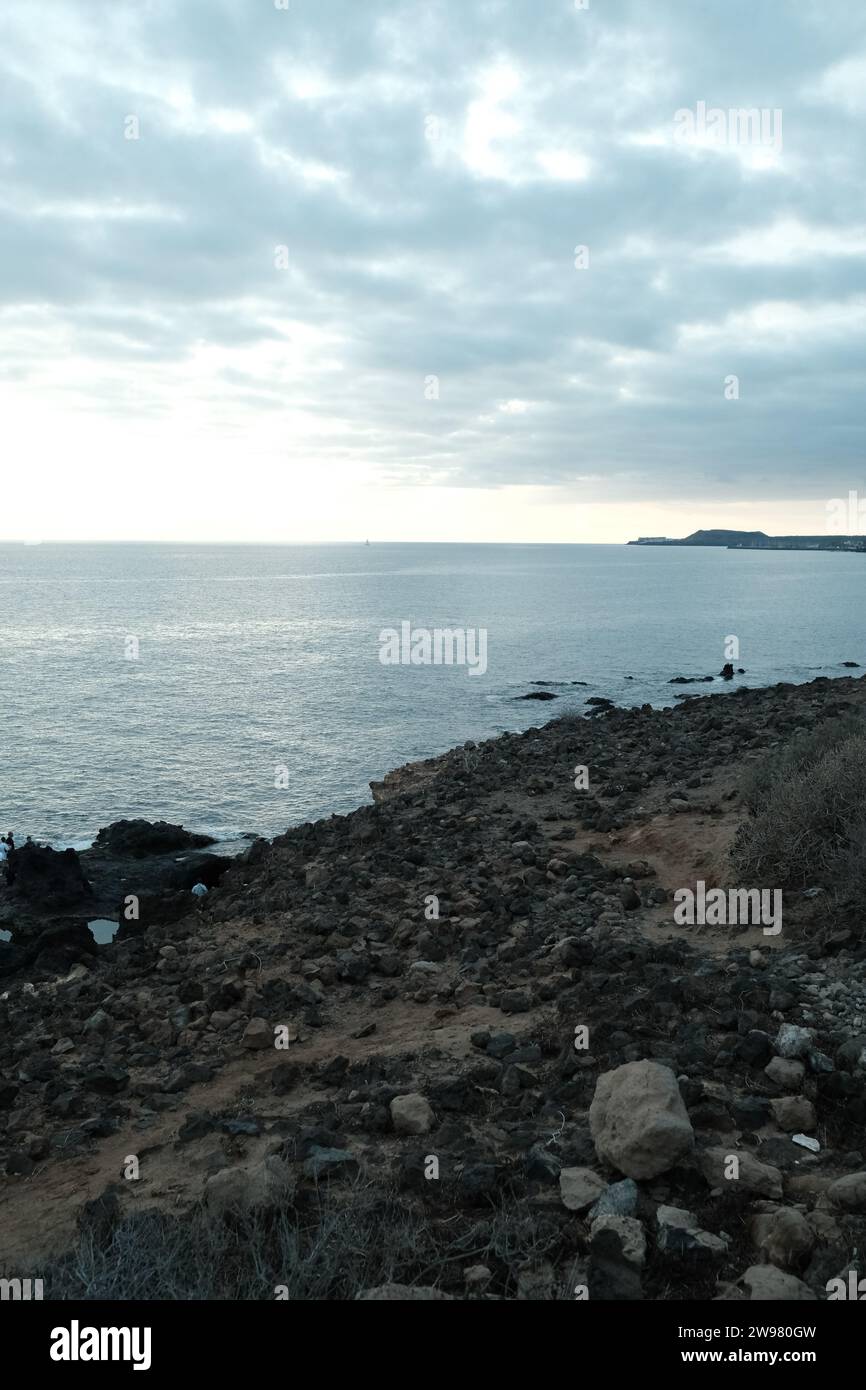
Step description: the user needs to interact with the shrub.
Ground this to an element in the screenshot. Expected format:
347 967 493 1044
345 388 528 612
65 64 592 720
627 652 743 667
23 1187 583 1301
733 714 866 899
739 712 865 816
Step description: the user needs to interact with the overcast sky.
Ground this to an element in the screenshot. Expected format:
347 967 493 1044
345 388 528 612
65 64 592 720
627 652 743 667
2 0 865 542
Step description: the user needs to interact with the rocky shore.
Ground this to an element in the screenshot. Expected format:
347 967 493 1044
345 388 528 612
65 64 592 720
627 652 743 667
2 674 866 1300
0 820 237 977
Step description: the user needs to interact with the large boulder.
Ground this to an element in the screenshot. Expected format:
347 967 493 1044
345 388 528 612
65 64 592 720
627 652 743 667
204 1156 294 1218
9 843 92 913
91 819 215 858
589 1061 694 1179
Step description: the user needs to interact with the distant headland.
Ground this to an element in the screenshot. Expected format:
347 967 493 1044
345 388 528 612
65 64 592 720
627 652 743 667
628 528 866 551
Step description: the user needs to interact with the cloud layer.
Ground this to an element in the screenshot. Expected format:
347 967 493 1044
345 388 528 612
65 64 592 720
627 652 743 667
2 0 865 539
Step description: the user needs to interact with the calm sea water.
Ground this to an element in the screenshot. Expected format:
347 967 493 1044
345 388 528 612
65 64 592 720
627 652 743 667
0 542 861 848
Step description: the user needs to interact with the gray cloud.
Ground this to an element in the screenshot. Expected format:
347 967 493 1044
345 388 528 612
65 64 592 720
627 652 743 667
2 0 866 515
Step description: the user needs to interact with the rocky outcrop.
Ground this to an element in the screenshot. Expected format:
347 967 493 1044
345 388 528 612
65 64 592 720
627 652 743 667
91 819 215 858
8 843 92 912
0 820 232 965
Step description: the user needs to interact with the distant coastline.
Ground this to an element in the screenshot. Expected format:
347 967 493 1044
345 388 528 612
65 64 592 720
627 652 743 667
628 528 866 552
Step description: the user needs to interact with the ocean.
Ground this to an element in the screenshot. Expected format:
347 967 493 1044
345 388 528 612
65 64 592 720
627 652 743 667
0 541 861 849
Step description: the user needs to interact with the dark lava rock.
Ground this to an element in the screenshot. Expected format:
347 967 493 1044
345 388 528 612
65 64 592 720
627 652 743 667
270 1062 299 1095
166 854 230 891
515 691 558 701
835 1036 866 1071
10 844 92 913
303 1146 358 1180
736 1031 774 1068
500 989 531 1014
430 1075 485 1114
589 1225 643 1300
23 921 99 975
317 1055 350 1086
50 1091 85 1119
6 1151 35 1176
82 1065 130 1095
525 1143 561 1183
0 939 24 978
79 1116 119 1139
689 1100 732 1131
162 1063 213 1093
459 1162 500 1199
0 1081 20 1109
222 1117 261 1137
730 1096 772 1128
297 1127 347 1158
395 1150 435 1192
91 819 216 857
336 952 369 983
178 1113 217 1143
589 1180 639 1220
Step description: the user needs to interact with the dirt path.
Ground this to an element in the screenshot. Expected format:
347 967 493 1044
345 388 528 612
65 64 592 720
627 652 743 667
0 999 512 1266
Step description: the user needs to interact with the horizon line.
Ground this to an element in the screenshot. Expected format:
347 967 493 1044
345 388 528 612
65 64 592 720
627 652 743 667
0 537 634 547
0 532 856 547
